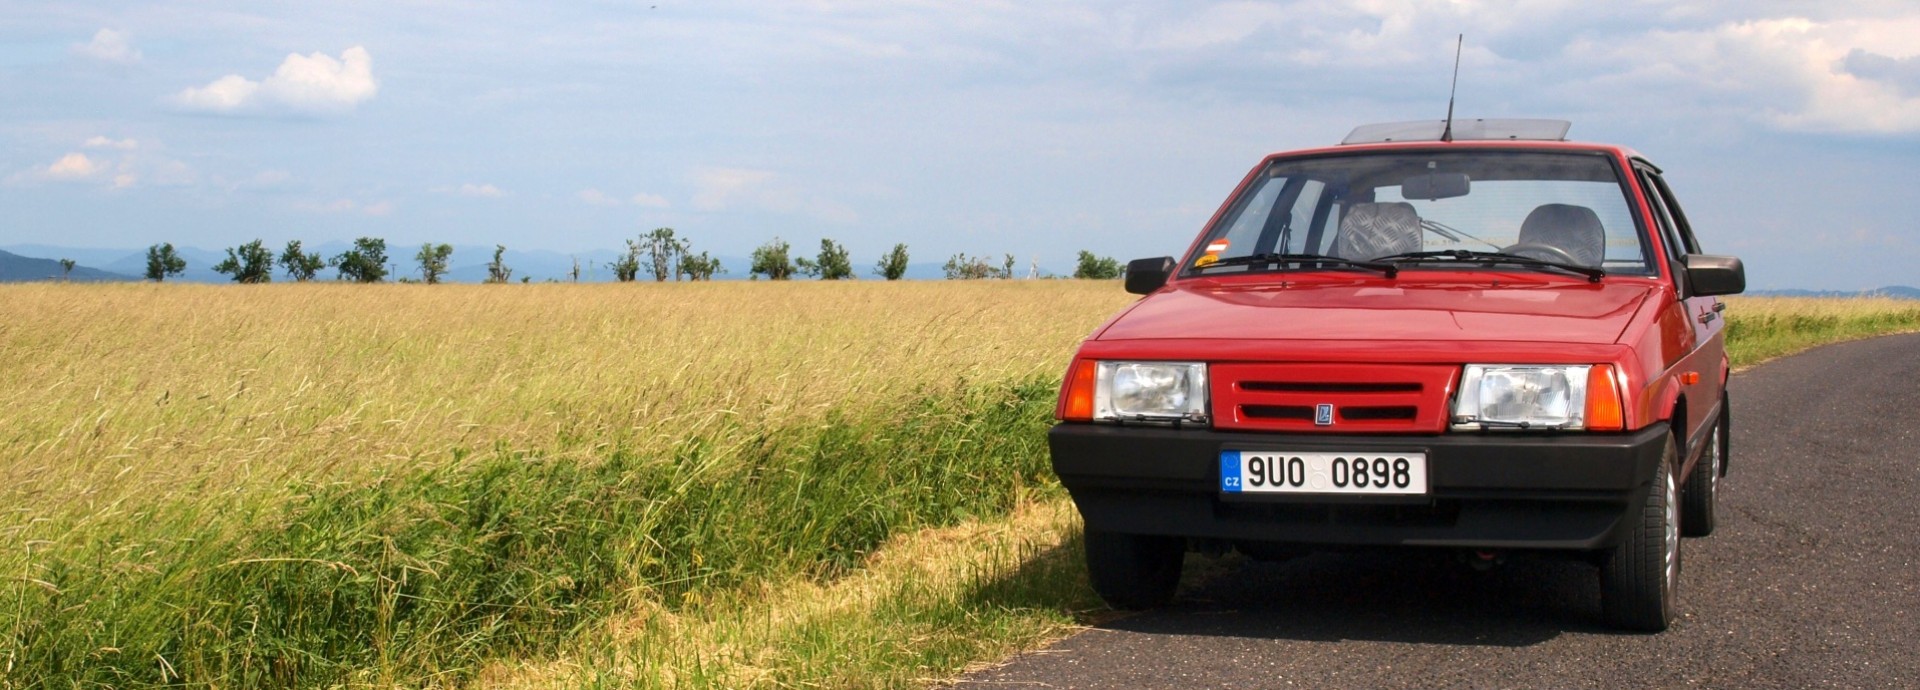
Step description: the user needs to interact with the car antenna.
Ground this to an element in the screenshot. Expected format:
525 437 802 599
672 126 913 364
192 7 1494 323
1440 34 1463 142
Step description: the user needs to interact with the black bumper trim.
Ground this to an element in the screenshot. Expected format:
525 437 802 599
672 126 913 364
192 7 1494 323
1050 422 1670 551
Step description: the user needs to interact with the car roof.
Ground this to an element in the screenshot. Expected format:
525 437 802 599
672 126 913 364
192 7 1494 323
1252 118 1647 162
1267 138 1645 163
1343 119 1571 145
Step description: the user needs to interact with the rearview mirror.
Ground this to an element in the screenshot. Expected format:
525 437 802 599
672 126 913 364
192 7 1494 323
1684 254 1745 297
1125 257 1175 295
1401 172 1470 200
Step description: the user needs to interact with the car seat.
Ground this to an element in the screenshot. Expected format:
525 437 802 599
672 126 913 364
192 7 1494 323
1333 202 1421 261
1517 203 1605 267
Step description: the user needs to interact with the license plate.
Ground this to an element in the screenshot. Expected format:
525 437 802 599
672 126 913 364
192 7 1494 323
1220 451 1428 495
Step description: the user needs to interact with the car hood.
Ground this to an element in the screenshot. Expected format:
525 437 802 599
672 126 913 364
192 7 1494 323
1096 277 1654 345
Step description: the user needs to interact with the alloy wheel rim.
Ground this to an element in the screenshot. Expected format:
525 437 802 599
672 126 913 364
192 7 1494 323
1709 427 1722 495
1664 465 1680 590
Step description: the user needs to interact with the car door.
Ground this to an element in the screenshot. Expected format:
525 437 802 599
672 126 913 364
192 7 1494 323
1635 163 1725 465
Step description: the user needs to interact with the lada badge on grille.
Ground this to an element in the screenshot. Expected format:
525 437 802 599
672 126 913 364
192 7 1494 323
1315 403 1335 426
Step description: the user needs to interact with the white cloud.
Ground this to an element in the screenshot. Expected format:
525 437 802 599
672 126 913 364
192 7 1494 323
176 75 259 111
1564 16 1920 135
45 153 103 180
84 136 139 150
174 46 378 114
576 188 621 206
7 152 105 185
296 198 394 216
1115 3 1920 135
1145 2 1289 52
8 136 198 189
691 167 858 223
1843 49 1920 98
435 182 505 197
690 167 776 211
72 28 140 64
575 188 672 208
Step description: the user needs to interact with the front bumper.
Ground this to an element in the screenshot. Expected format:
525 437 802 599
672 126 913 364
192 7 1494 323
1051 422 1670 551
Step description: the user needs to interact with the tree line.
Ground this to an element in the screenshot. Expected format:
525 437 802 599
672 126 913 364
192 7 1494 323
136 231 1125 283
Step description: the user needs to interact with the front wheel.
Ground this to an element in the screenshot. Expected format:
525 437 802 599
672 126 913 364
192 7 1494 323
1600 437 1681 632
1083 528 1184 610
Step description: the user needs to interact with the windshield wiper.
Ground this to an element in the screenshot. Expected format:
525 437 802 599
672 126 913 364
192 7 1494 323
1374 249 1604 283
1418 220 1502 251
1196 252 1398 277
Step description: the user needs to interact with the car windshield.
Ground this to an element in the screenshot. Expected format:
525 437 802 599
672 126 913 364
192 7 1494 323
1187 150 1656 277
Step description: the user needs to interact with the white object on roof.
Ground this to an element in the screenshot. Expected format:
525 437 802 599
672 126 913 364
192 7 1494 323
1341 119 1572 145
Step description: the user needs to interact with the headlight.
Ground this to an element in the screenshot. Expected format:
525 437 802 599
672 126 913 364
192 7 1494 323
1453 364 1591 430
1094 361 1209 424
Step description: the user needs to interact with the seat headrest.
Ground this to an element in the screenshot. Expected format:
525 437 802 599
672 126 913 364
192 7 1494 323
1518 204 1605 267
1335 202 1421 261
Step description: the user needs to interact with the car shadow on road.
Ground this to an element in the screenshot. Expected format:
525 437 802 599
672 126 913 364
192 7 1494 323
1100 549 1611 647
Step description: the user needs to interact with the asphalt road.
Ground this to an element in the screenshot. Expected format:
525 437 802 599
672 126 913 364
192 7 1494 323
956 333 1920 689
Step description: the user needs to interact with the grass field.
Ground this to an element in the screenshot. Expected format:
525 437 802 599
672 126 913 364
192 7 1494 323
2 284 1915 688
1720 296 1920 367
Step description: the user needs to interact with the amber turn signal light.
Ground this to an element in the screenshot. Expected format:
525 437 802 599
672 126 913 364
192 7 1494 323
1060 359 1097 421
1585 364 1624 431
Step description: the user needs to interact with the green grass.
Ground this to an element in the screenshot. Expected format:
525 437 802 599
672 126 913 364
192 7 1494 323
1722 297 1920 367
5 378 1064 688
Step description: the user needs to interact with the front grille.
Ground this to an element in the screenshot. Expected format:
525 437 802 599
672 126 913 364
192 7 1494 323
1242 405 1313 420
1212 363 1457 433
1241 405 1418 421
1338 406 1418 421
1241 381 1422 394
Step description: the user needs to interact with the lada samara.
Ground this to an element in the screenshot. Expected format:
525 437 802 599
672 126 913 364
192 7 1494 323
1051 119 1744 631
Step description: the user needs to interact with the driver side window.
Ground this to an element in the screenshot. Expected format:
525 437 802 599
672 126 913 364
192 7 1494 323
1636 168 1689 263
1200 175 1337 266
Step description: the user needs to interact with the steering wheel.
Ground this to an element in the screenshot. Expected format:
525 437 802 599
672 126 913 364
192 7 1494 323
1501 243 1582 265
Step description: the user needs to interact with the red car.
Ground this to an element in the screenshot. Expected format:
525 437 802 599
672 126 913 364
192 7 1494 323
1051 119 1744 631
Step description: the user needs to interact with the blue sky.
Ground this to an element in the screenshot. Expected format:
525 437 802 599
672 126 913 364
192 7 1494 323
2 1 1918 288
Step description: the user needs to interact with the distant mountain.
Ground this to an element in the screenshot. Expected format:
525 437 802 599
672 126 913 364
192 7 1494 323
1746 286 1920 299
0 250 139 282
5 244 229 283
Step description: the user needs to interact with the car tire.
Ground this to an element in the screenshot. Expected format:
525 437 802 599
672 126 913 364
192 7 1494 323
1084 528 1184 610
1680 401 1728 537
1600 437 1680 632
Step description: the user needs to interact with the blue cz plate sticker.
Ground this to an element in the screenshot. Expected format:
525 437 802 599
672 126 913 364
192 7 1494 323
1219 450 1429 495
1220 450 1243 492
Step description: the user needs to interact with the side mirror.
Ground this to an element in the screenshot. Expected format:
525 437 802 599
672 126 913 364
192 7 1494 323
1125 256 1175 295
1684 254 1745 297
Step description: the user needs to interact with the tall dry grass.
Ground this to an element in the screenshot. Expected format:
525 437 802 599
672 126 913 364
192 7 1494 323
0 281 1132 688
2 282 1127 513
